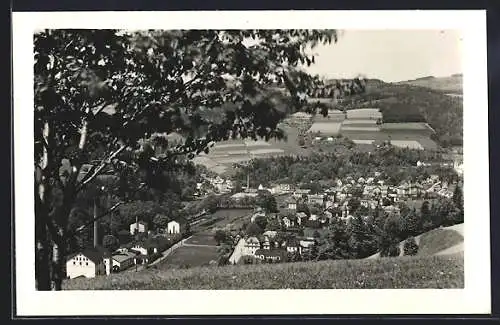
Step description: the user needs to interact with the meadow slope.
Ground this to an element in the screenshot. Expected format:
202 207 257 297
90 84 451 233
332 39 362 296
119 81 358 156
64 253 463 290
367 223 464 259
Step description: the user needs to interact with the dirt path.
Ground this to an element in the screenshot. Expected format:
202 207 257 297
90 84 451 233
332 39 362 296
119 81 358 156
436 243 464 255
183 243 217 248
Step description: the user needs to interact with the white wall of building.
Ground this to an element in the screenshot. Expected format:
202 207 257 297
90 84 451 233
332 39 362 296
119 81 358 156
66 253 105 279
130 222 147 235
167 221 181 234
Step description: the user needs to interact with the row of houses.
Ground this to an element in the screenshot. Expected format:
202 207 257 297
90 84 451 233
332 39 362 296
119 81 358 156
67 216 191 280
197 174 234 194
66 233 180 279
230 233 316 264
286 175 454 208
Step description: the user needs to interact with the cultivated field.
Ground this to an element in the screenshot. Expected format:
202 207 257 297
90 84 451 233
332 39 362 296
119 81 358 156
381 122 434 131
193 124 308 174
64 253 464 290
154 246 219 270
346 108 383 120
154 209 252 269
342 119 378 126
390 140 424 150
341 126 381 132
306 108 437 151
193 208 253 233
308 122 342 136
193 106 439 174
342 130 438 150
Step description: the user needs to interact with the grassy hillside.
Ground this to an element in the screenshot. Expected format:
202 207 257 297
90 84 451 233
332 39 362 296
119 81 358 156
418 227 464 256
396 74 463 94
368 223 464 259
63 253 463 290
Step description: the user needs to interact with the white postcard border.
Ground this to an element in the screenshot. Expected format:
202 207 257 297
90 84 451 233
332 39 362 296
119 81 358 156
13 10 490 316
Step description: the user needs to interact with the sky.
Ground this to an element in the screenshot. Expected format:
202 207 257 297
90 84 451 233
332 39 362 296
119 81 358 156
302 30 463 83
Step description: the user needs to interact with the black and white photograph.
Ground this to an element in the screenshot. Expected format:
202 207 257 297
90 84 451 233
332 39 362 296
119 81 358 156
13 10 490 316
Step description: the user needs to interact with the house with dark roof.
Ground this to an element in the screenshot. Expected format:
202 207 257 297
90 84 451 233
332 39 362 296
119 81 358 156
254 249 288 263
65 247 111 279
243 236 260 256
111 251 136 272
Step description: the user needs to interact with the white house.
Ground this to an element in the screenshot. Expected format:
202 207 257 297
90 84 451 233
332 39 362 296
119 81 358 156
243 237 261 256
309 214 318 221
66 247 111 279
130 220 148 235
286 200 297 211
271 183 292 194
286 238 301 254
282 216 292 228
263 230 278 239
167 217 188 235
454 159 464 176
130 243 150 256
292 189 311 199
307 194 325 206
262 237 271 250
299 239 316 252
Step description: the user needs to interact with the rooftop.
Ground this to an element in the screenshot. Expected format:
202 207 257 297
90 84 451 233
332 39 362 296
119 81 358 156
67 246 111 263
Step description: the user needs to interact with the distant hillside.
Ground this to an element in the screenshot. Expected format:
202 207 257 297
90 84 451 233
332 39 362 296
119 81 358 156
64 253 463 290
395 74 463 94
367 223 464 259
335 80 463 147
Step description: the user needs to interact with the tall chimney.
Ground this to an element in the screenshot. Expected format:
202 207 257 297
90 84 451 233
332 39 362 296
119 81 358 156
93 198 98 248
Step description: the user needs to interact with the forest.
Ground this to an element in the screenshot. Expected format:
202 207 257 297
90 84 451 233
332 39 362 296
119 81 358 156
232 146 459 190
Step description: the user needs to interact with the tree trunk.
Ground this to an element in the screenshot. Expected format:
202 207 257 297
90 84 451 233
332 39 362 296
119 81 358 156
35 219 51 290
35 182 51 290
51 241 64 290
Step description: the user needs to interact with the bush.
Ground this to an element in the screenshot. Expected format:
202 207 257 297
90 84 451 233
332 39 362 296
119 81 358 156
386 243 400 257
239 255 260 265
403 237 419 256
149 252 163 263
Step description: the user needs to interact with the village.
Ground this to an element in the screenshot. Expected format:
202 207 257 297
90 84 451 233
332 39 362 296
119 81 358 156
65 152 463 279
